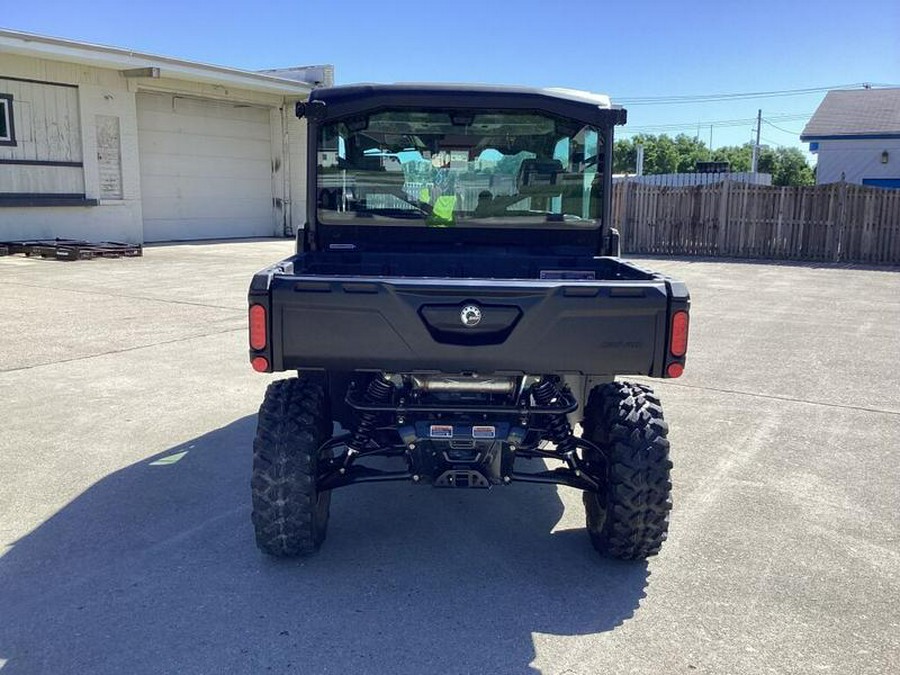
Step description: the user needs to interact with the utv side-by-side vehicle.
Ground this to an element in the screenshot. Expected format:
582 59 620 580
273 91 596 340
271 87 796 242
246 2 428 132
247 84 690 560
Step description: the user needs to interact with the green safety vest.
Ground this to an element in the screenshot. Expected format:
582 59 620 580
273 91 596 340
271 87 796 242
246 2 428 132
428 195 457 227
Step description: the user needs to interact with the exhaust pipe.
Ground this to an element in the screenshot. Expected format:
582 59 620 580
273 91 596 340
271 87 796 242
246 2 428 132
410 375 516 394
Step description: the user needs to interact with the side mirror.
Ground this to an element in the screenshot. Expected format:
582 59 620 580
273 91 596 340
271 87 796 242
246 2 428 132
295 100 327 121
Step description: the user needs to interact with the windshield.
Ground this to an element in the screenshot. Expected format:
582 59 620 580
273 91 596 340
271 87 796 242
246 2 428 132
316 110 603 229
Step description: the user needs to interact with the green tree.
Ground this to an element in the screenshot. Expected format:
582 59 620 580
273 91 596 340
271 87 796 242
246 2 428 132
616 134 713 174
768 147 815 186
613 138 635 174
711 144 753 172
612 134 815 186
672 134 709 173
712 144 814 186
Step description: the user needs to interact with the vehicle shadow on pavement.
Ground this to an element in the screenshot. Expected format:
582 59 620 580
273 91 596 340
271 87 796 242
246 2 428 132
0 416 650 674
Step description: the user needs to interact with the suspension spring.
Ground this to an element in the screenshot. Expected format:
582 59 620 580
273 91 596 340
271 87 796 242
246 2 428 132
348 377 395 453
531 378 576 451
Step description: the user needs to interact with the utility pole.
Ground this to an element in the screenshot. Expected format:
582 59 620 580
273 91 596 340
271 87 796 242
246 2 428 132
751 108 762 173
636 144 645 177
709 125 713 158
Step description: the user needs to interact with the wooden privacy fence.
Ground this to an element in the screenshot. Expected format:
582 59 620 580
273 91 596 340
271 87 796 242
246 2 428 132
612 181 900 264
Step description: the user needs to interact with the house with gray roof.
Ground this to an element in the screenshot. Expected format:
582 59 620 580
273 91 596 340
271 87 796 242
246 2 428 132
801 88 900 188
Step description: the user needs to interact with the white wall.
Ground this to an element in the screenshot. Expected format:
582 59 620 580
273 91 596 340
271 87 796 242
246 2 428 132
0 79 82 162
138 92 277 241
0 78 84 194
814 138 900 184
0 53 144 242
0 51 309 243
0 203 141 242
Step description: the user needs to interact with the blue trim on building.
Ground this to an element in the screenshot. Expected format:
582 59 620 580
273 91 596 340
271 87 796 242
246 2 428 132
862 178 900 189
800 133 900 141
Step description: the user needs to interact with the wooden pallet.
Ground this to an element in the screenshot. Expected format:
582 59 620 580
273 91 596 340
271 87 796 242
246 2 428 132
0 239 142 261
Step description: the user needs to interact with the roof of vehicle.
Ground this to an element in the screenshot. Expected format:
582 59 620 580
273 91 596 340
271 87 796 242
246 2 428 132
307 83 626 126
313 82 612 107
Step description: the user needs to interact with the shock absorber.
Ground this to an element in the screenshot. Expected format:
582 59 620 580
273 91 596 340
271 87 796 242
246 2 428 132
531 377 576 455
345 376 395 469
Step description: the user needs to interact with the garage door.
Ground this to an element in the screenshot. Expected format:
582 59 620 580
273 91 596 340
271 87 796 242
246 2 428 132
137 92 274 241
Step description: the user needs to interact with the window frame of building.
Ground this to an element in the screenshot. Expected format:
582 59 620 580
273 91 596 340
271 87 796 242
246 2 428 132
0 93 17 147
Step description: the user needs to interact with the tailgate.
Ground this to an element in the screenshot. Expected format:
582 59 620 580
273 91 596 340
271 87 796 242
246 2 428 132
256 274 674 377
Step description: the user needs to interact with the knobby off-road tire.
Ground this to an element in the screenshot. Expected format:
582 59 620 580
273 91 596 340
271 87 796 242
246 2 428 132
251 377 333 557
581 381 672 560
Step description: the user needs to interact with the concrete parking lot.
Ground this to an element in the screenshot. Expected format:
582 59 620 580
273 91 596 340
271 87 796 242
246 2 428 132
1 240 898 674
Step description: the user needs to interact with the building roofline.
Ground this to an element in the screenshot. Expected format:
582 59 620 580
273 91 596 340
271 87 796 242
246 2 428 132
0 28 315 97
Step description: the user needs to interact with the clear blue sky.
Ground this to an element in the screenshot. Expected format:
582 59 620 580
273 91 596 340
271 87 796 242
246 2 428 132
5 0 898 156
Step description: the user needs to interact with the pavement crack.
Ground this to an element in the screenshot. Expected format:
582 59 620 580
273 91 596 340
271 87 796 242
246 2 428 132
4 280 243 312
0 328 245 374
649 380 900 417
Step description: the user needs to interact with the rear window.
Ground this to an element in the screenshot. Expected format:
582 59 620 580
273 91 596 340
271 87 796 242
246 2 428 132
316 109 604 230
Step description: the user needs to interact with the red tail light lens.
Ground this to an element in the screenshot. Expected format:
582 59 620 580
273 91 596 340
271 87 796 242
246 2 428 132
251 356 269 372
670 310 689 357
249 304 267 350
667 362 684 378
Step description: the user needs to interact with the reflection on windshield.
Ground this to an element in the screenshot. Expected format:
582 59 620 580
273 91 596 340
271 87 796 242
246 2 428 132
317 110 603 229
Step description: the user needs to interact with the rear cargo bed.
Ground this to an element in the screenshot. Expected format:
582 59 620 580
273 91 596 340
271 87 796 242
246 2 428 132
291 250 656 281
251 253 685 378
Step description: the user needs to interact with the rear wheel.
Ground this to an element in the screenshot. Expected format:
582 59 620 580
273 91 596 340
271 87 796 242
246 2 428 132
581 381 672 560
251 377 332 557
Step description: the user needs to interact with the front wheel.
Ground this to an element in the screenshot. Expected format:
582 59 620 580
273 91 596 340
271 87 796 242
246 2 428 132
581 381 672 560
251 377 332 557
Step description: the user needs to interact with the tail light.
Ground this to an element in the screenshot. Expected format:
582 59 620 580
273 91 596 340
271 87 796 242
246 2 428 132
667 363 684 378
670 310 689 357
249 304 267 350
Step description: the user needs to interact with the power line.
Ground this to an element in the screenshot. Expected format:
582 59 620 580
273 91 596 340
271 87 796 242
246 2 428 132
616 82 897 106
763 118 806 135
621 112 813 135
629 112 813 129
618 83 884 104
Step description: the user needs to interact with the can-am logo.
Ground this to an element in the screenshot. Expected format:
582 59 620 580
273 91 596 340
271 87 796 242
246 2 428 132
460 304 483 327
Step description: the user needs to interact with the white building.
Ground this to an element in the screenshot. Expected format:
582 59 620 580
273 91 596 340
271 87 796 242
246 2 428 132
802 88 900 188
0 29 333 243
